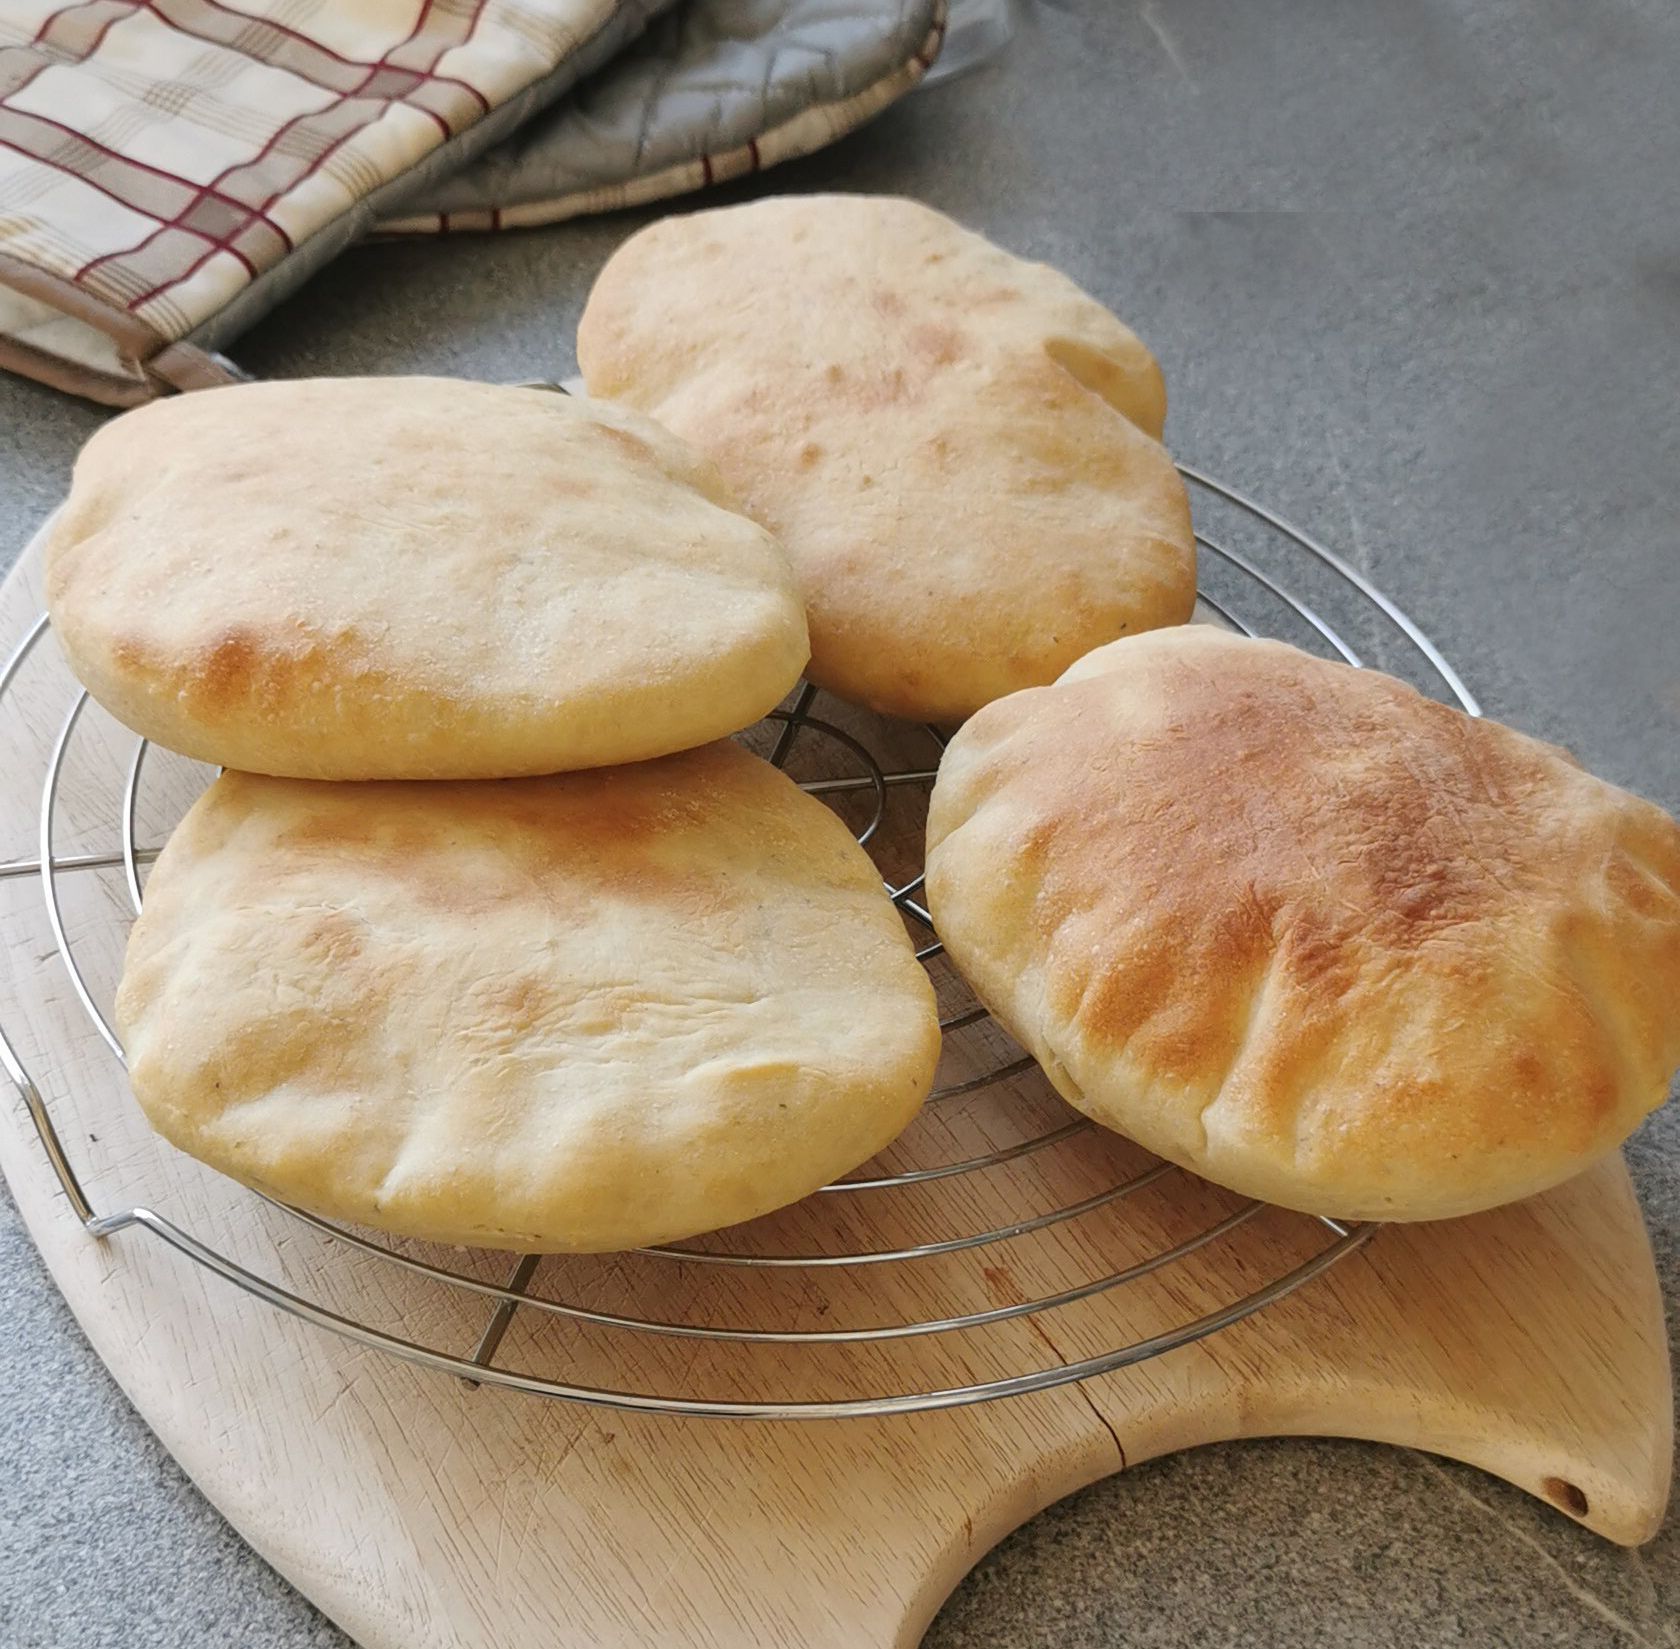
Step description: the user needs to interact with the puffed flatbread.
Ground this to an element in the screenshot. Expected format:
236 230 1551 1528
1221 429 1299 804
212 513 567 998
927 628 1680 1221
119 745 940 1251
579 194 1195 721
47 377 809 778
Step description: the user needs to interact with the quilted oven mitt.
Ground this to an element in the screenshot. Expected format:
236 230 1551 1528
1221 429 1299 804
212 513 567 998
0 0 672 405
379 0 948 234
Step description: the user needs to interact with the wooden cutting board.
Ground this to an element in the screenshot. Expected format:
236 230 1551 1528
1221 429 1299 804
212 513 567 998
0 530 1670 1649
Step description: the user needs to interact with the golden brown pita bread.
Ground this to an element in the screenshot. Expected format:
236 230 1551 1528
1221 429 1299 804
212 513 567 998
47 377 809 778
927 628 1680 1221
578 194 1195 721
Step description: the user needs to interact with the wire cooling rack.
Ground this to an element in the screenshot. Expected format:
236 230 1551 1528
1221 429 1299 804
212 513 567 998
0 467 1479 1419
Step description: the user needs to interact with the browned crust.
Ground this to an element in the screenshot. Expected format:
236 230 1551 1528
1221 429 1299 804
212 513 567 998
926 629 1680 1221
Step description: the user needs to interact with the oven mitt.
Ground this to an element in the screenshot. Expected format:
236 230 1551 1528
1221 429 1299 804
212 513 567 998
0 0 675 406
377 0 946 233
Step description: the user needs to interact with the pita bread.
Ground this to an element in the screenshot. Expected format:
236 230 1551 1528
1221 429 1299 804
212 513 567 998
46 377 809 778
926 628 1680 1221
577 194 1195 721
117 745 940 1252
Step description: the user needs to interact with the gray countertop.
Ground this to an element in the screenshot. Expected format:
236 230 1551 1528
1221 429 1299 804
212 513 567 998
4 2 1679 1644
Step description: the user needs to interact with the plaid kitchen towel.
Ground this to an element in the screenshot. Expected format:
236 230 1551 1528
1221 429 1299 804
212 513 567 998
0 0 672 405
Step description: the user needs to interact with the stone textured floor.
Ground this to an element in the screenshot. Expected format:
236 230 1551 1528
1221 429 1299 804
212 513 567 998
3 1 1678 1644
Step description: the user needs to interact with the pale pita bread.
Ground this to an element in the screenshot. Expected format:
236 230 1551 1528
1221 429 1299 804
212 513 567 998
46 377 809 778
118 745 940 1252
578 194 1195 722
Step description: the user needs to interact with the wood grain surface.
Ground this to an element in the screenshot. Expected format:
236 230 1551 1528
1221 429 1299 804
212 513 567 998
0 529 1669 1649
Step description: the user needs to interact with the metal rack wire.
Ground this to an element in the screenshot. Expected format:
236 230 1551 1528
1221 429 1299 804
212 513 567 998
0 468 1478 1418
